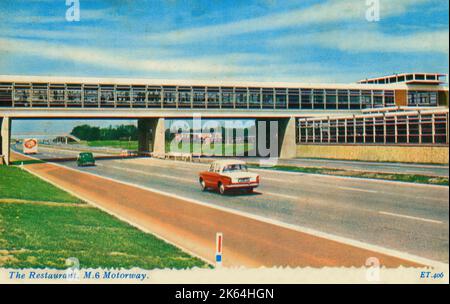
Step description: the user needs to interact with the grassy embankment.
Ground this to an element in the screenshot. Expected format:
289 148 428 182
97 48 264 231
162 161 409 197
85 140 138 150
249 164 449 186
83 139 254 155
167 142 255 155
0 166 208 269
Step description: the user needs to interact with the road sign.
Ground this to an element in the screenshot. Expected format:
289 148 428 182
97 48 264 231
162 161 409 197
216 232 223 266
23 138 38 154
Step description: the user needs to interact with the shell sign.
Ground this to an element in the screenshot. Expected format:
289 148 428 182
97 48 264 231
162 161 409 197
23 138 38 154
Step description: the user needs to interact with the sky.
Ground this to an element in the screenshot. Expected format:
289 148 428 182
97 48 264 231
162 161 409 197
0 0 448 83
1 0 448 134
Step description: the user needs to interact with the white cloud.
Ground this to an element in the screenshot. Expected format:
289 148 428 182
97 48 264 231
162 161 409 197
273 29 449 54
1 8 118 24
0 37 250 75
0 37 338 81
146 0 430 44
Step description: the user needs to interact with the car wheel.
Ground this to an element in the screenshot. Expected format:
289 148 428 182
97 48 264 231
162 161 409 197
200 179 206 191
246 188 254 193
218 183 226 195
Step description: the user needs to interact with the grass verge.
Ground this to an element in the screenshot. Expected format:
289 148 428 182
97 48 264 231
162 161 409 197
0 166 208 269
249 164 449 186
86 140 138 150
0 166 81 203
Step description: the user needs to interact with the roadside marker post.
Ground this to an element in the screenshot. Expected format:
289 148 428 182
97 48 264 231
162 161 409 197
216 232 223 267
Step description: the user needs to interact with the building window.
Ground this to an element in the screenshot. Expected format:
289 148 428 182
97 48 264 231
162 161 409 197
408 91 438 106
297 111 448 146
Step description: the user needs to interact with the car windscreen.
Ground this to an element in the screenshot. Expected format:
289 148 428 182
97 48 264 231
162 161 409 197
222 164 248 172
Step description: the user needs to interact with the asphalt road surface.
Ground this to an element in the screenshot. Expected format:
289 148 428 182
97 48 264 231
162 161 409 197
15 145 450 263
217 157 450 177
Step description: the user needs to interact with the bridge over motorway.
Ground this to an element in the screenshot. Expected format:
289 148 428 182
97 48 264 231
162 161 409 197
1 74 448 165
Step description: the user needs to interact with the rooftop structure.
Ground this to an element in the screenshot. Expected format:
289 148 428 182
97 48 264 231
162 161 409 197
358 73 448 85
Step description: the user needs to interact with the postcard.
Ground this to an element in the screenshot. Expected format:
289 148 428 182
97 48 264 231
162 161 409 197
0 0 448 296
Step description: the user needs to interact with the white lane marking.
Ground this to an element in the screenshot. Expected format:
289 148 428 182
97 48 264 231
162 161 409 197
262 192 299 200
107 165 193 183
14 151 449 269
250 167 449 189
112 159 194 172
378 211 443 225
338 186 378 194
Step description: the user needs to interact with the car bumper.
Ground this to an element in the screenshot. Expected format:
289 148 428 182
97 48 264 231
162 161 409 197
225 183 259 189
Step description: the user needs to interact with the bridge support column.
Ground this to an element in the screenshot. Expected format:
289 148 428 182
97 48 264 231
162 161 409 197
1 117 11 165
138 118 165 156
255 117 296 159
278 117 297 159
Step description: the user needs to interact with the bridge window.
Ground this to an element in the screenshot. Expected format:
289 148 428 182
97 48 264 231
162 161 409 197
262 89 274 109
49 85 65 107
132 86 147 107
31 84 48 107
193 87 206 108
221 88 234 108
338 90 349 109
350 91 361 109
325 90 336 110
0 83 12 107
100 85 115 107
66 85 82 107
163 87 177 108
178 88 192 108
84 86 99 107
207 88 220 108
13 85 30 107
288 89 299 109
249 89 261 108
148 87 162 108
275 89 287 109
235 88 247 108
116 87 131 107
313 89 324 109
301 89 312 109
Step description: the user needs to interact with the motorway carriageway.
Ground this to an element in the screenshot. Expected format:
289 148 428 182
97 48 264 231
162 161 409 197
12 146 449 267
227 157 449 178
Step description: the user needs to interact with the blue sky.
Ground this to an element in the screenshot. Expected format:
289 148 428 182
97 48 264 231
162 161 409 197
0 0 448 83
2 0 449 134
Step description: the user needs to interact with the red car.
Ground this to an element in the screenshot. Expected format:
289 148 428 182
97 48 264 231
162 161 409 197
199 160 260 195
